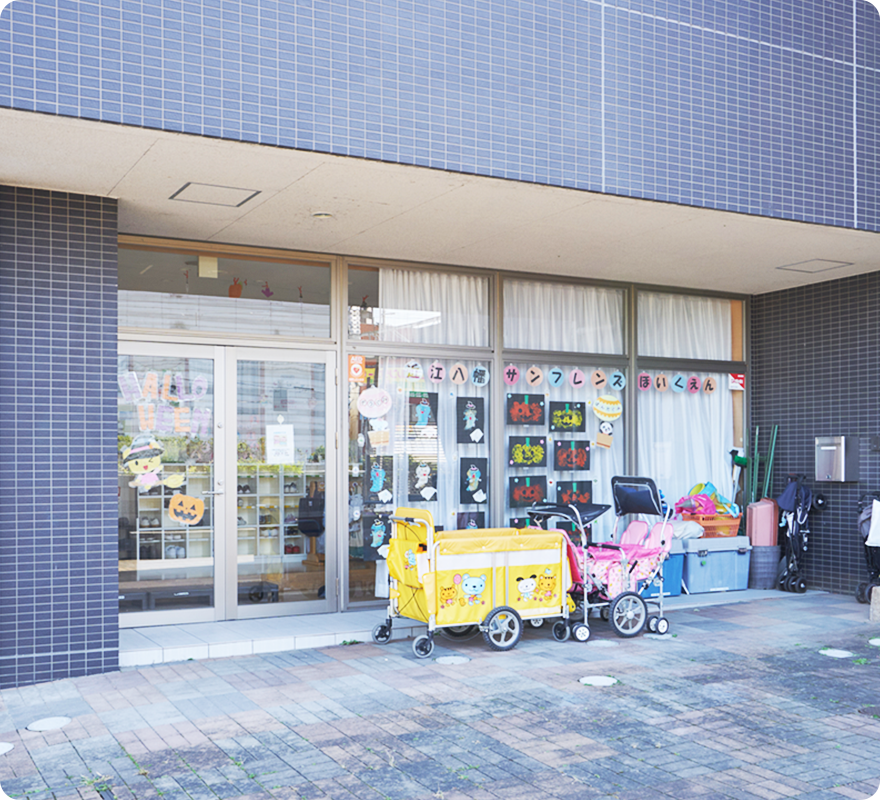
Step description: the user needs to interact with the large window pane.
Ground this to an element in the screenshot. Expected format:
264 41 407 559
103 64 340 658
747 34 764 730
503 280 624 354
347 356 492 602
348 266 490 346
119 247 331 338
638 292 733 359
502 362 626 541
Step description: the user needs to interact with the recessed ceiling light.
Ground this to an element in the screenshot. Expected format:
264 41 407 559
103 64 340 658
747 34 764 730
312 211 334 219
776 259 853 274
170 182 261 207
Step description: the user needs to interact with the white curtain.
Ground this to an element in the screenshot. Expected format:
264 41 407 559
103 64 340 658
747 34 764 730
378 269 489 346
638 292 731 359
504 280 624 354
637 372 734 512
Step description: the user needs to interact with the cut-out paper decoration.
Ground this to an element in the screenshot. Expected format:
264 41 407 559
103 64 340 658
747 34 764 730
547 367 566 388
506 393 546 426
471 365 490 386
703 377 717 394
428 361 445 383
591 395 622 422
362 513 391 561
348 355 366 383
450 363 469 384
228 277 245 298
595 421 614 449
408 456 438 501
554 440 591 471
457 511 485 530
261 282 274 298
460 457 488 504
456 397 486 444
671 374 687 393
688 376 702 393
368 416 390 448
591 370 607 389
549 401 586 432
525 366 544 387
365 454 394 503
407 391 438 439
503 364 521 386
637 372 652 391
167 493 205 526
509 436 547 467
357 386 393 418
405 360 424 381
609 371 626 391
557 480 593 507
654 374 669 392
509 475 547 507
569 368 586 389
122 434 186 493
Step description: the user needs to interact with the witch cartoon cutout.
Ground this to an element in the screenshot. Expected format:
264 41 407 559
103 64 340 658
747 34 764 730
122 434 185 493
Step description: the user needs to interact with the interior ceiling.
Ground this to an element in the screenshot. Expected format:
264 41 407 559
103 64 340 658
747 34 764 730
3 107 879 296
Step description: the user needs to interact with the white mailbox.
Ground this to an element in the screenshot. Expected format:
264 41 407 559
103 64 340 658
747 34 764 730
815 436 859 482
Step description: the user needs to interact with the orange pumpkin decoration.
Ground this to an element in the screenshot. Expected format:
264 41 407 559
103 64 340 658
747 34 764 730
168 493 205 526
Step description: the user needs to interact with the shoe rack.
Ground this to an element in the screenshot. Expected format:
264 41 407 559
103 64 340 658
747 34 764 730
133 466 212 561
236 467 324 559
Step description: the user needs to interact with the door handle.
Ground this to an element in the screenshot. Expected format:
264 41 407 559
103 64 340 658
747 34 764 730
202 490 224 496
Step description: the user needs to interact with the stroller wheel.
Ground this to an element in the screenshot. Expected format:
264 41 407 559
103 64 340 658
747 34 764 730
482 606 523 651
412 634 435 658
600 606 611 622
551 620 571 642
528 618 545 628
610 592 648 638
655 617 670 635
372 623 392 644
794 577 807 594
856 582 869 604
571 623 591 643
647 615 659 633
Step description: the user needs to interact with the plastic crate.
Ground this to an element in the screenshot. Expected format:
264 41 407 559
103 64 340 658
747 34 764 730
680 536 752 593
682 514 742 537
640 552 684 598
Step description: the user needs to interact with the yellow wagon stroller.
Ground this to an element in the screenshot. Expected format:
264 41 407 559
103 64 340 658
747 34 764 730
372 507 572 658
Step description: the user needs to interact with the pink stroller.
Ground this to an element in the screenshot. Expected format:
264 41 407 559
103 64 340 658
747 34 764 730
527 476 673 642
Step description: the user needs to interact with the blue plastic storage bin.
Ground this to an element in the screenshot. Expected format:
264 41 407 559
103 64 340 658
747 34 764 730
641 541 684 598
680 536 752 593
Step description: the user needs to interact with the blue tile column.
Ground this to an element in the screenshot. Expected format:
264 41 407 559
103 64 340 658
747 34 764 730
0 186 119 688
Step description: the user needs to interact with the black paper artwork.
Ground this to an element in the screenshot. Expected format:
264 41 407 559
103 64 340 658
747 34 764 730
407 455 438 502
365 454 394 503
556 480 593 507
408 391 438 439
509 475 547 507
506 393 545 426
508 436 547 467
549 401 586 432
456 397 486 444
456 511 485 530
460 457 488 505
362 513 391 562
553 440 591 472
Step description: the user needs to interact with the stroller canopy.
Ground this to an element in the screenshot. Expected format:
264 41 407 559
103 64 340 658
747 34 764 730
611 476 665 518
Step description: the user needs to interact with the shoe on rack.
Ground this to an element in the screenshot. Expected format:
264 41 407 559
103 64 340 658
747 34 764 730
175 546 186 558
164 545 177 559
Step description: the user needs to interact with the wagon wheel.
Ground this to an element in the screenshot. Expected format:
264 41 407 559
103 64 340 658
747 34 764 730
609 592 647 638
482 606 523 651
372 623 392 644
551 620 570 642
412 634 435 658
440 625 478 639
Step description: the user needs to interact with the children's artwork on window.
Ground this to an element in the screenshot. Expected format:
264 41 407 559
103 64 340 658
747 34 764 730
590 394 622 422
456 511 485 530
595 421 614 449
365 454 394 503
407 456 438 501
509 475 547 507
456 397 486 444
549 401 586 432
508 436 547 467
471 365 490 386
557 480 593 507
553 440 591 471
362 513 391 561
510 517 529 529
407 391 438 439
460 457 488 504
506 393 545 426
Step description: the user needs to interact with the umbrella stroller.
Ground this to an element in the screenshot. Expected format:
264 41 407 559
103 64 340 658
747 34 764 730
776 474 811 593
855 494 880 604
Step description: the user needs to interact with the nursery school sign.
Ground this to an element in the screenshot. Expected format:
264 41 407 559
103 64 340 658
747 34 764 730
118 371 212 437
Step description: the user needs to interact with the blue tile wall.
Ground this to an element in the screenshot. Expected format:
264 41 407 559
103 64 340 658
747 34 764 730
0 0 877 230
751 274 880 595
0 186 119 689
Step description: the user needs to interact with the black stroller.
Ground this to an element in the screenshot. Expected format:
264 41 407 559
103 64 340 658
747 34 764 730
855 494 880 604
776 474 811 593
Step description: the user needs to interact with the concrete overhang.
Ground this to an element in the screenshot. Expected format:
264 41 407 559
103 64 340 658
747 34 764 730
2 107 878 295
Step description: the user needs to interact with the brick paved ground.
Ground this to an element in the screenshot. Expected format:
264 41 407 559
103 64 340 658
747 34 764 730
2 593 880 800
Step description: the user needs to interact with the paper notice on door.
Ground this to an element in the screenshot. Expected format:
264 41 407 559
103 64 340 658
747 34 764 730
266 425 295 464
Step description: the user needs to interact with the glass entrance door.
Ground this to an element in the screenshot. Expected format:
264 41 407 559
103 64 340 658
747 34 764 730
224 348 336 618
118 343 336 625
